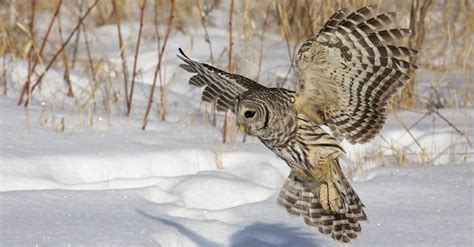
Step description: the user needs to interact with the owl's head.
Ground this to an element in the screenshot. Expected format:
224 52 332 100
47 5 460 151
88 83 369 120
236 99 268 136
235 90 296 140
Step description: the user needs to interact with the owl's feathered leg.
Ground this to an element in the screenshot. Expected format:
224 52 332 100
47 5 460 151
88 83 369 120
307 154 347 213
278 160 367 243
319 179 343 213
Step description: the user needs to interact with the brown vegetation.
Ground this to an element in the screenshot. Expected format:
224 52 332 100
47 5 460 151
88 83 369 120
0 0 472 167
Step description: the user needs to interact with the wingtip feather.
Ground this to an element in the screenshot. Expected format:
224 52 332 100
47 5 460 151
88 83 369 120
177 47 191 62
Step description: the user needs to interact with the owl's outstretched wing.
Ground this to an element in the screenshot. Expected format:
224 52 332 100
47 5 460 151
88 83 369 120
177 48 266 112
294 5 417 144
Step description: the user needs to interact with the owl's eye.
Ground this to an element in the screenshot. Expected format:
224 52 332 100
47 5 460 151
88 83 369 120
244 110 256 118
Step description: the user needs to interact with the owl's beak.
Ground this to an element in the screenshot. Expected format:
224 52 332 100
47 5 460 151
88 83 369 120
239 124 246 133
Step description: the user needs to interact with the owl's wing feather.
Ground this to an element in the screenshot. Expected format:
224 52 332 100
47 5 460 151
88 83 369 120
178 48 265 112
294 5 417 144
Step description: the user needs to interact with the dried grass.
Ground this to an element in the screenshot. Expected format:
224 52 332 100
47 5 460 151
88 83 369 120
1 0 472 170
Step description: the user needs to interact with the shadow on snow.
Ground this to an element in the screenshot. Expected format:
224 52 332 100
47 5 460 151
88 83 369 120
137 209 319 247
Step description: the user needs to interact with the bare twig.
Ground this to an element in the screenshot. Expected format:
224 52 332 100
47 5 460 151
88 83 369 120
154 0 164 121
19 0 99 106
112 0 130 111
434 110 473 147
223 0 234 144
81 22 99 112
255 3 271 82
25 0 37 109
195 0 215 65
227 0 234 74
127 0 147 116
18 0 62 104
196 0 217 135
397 0 433 109
141 0 175 130
71 0 84 70
57 8 74 97
1 56 8 95
17 0 37 105
390 105 432 164
276 2 296 88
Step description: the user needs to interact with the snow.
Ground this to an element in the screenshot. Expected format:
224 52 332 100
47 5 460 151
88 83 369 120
1 156 472 246
1 96 473 247
1 7 473 247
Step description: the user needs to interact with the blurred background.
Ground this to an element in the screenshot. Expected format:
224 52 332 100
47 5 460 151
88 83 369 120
0 0 472 166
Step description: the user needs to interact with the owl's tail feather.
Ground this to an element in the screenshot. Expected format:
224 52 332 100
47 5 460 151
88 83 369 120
278 167 367 243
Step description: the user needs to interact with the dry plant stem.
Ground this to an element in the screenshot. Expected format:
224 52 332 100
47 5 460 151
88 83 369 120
25 0 37 109
255 4 271 82
17 0 38 106
227 0 234 73
390 105 432 164
195 0 214 65
1 56 7 95
409 0 433 70
19 0 99 107
81 23 99 112
18 0 62 104
398 0 433 109
127 0 146 116
71 0 84 70
433 110 473 147
223 0 234 144
112 0 130 111
24 0 37 132
276 2 295 87
103 74 113 129
141 0 175 130
154 0 164 121
462 43 472 108
57 9 74 97
195 0 217 133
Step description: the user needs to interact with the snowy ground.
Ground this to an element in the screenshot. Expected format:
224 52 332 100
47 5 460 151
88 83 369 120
1 8 473 246
1 95 472 246
1 164 472 247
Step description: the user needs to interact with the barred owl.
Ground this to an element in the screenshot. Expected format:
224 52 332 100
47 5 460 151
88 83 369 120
178 5 417 243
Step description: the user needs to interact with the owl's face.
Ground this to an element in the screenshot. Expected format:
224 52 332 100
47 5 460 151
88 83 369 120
235 90 297 141
236 99 268 136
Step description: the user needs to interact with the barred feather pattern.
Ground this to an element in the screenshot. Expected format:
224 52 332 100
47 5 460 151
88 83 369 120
177 5 417 243
295 5 417 144
278 170 367 243
268 115 367 243
178 45 369 244
177 48 265 112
